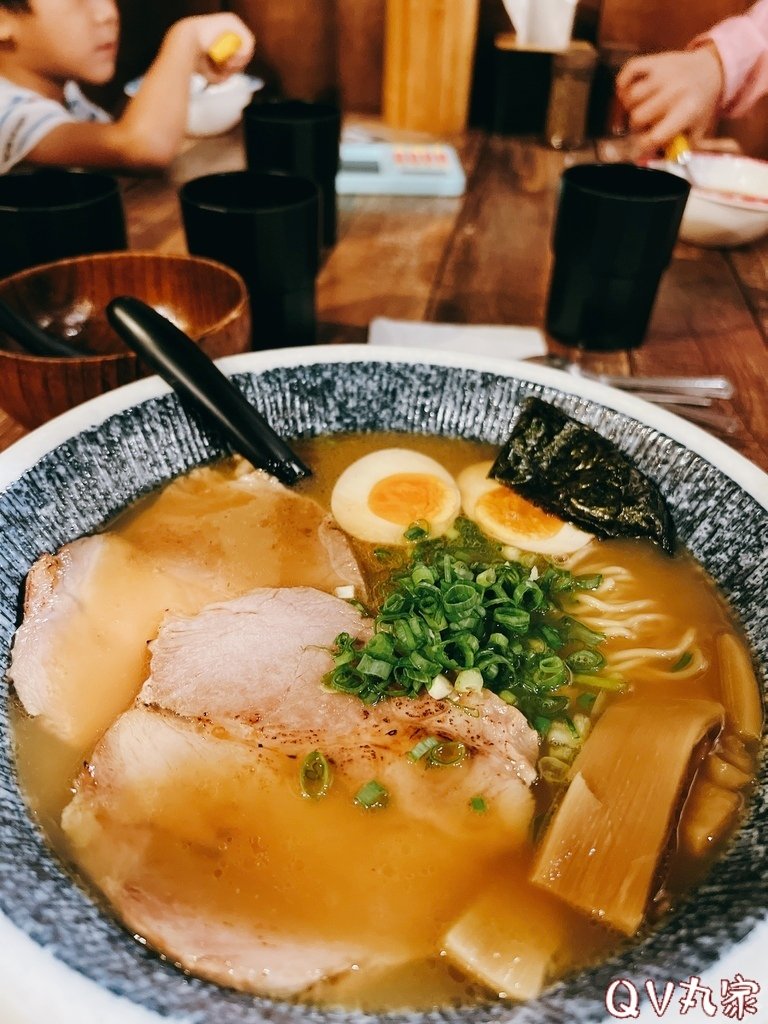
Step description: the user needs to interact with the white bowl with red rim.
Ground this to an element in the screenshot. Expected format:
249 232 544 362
654 152 768 247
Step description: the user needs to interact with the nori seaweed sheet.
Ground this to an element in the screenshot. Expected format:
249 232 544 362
489 397 676 554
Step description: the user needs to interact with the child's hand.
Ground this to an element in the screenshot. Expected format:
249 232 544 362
173 13 256 83
616 44 724 157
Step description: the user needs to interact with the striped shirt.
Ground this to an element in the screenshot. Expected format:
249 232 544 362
0 77 110 174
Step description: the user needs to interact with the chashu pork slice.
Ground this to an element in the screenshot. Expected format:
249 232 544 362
140 587 539 786
62 707 416 999
8 464 364 752
63 587 540 998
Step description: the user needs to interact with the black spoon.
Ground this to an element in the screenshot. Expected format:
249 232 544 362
0 298 82 358
107 296 311 486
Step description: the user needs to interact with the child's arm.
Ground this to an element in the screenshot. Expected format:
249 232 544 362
26 13 255 172
617 0 768 157
704 0 768 118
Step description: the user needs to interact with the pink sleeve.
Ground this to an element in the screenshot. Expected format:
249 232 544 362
692 0 768 117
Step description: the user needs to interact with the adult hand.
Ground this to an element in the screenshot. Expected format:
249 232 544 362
616 44 724 157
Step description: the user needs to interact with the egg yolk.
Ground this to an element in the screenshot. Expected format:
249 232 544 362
368 473 450 525
476 487 562 538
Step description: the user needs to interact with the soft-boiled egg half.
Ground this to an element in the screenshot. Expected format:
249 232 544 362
331 449 461 545
458 461 593 556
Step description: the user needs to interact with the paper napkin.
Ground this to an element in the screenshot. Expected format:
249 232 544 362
501 0 577 50
368 317 548 361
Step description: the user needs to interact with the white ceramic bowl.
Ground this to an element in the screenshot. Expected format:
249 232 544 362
124 73 264 138
655 153 768 248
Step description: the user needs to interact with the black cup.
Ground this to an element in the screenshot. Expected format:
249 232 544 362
545 164 691 351
180 171 320 350
0 169 127 280
243 99 341 249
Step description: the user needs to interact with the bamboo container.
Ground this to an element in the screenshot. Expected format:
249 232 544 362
382 0 481 134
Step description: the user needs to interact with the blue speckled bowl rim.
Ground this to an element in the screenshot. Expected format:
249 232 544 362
0 346 765 1024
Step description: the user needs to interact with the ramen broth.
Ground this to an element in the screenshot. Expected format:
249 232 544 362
10 433 761 1010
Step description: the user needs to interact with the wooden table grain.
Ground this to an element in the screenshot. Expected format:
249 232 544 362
2 124 767 472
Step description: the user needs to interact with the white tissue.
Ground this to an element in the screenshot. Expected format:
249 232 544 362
368 318 547 361
502 0 578 51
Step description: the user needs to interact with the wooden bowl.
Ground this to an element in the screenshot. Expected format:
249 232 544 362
0 251 251 428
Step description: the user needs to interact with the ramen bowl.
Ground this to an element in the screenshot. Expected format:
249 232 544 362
0 347 765 1024
0 251 251 428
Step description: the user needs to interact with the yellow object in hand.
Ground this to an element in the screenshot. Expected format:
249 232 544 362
207 32 242 66
665 134 692 163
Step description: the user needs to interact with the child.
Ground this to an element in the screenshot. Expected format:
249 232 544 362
616 0 768 156
0 0 255 173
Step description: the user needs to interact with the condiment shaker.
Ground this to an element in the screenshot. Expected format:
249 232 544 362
545 42 598 151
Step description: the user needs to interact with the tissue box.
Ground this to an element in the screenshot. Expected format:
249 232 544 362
492 33 555 135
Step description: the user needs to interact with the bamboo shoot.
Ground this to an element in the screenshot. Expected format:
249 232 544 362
706 754 751 791
531 698 723 935
680 779 742 859
716 633 763 744
443 875 568 1001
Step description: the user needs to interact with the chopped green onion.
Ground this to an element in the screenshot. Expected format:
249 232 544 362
475 567 496 588
566 648 606 673
469 796 488 813
324 522 613 731
672 651 693 672
427 740 467 767
539 755 570 785
534 716 552 735
428 673 454 699
411 564 436 585
354 779 389 809
408 736 440 762
455 668 483 693
547 720 578 748
356 654 394 680
404 521 429 542
560 617 605 647
299 751 332 800
540 624 562 648
572 673 626 692
548 743 577 764
373 547 392 561
493 606 530 632
512 579 546 610
575 573 603 591
366 632 396 660
577 692 597 710
572 712 591 738
534 655 567 688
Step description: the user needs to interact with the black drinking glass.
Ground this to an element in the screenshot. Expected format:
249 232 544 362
180 171 320 350
0 169 127 279
545 164 691 350
243 99 341 248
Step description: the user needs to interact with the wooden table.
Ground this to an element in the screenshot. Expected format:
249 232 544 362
2 124 767 472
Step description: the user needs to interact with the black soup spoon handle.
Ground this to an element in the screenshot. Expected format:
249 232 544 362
106 296 311 486
0 298 82 358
